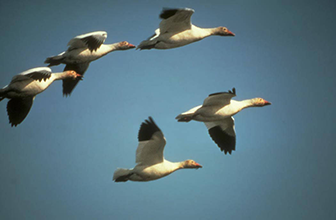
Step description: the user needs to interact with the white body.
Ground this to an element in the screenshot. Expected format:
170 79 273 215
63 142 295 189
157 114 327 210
176 89 271 154
113 117 201 182
190 100 254 122
44 31 135 96
117 160 183 182
3 74 64 98
0 67 79 126
55 44 121 64
138 8 234 50
145 26 216 49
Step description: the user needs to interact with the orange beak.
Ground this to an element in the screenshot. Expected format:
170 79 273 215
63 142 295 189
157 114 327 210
76 73 83 80
226 30 235 36
264 100 271 105
128 43 136 48
195 163 203 169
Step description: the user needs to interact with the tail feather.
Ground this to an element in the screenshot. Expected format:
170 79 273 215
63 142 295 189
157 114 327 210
137 40 156 50
44 52 65 66
0 88 5 101
113 168 132 182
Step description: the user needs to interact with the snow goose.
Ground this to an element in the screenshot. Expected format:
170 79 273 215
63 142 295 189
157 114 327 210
44 31 135 96
175 88 271 154
137 8 234 50
0 67 81 126
113 117 202 182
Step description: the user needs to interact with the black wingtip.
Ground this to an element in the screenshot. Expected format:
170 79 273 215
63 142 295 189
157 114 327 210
223 150 232 155
62 92 71 97
138 117 161 141
209 88 237 97
159 8 179 19
10 122 18 127
229 87 236 95
7 98 33 127
208 126 236 155
62 78 81 97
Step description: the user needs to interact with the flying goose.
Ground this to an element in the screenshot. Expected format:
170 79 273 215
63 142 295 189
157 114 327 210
176 88 271 154
113 117 202 182
0 67 81 126
137 8 234 50
45 31 135 96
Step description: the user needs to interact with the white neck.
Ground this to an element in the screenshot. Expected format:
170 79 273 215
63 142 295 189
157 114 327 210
52 71 72 81
193 26 221 38
164 160 187 173
231 99 255 112
98 43 120 55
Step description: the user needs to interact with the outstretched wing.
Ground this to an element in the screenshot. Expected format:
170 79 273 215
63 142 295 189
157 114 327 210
159 8 194 34
136 117 166 166
67 31 107 52
11 67 52 83
203 88 236 107
205 117 236 155
7 97 34 127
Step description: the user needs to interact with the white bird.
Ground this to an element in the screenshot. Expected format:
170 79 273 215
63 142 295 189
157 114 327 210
44 31 136 96
137 8 235 50
113 117 202 182
175 88 271 154
0 67 81 126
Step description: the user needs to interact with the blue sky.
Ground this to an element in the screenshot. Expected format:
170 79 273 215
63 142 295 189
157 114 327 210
0 0 335 219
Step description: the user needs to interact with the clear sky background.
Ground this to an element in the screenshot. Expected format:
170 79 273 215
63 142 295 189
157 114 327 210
0 0 335 219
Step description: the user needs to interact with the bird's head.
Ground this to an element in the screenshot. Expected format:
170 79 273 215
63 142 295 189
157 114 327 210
66 70 83 80
183 160 202 169
118 41 136 50
216 27 235 36
252 98 271 107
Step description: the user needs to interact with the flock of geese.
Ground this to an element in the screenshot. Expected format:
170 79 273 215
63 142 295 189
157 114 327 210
0 8 271 182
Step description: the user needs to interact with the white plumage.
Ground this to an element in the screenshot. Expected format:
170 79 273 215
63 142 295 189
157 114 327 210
137 8 235 50
113 117 202 182
0 67 81 126
176 88 271 154
45 31 135 96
